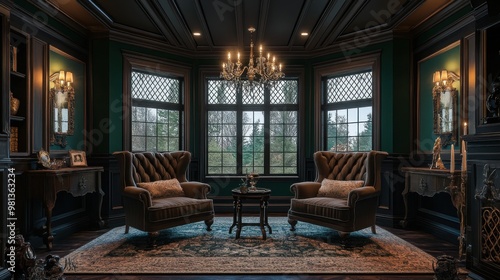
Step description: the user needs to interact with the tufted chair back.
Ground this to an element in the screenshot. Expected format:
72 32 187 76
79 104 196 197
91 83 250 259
314 150 382 191
114 151 191 190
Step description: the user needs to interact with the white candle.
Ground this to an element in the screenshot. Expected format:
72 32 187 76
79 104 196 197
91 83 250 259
461 140 466 171
463 122 467 136
450 144 455 173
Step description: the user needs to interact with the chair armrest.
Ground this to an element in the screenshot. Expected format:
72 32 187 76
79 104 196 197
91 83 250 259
290 182 322 199
123 186 152 207
347 186 378 206
180 182 211 199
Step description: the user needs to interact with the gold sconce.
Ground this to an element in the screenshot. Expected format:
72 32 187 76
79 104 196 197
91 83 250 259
49 70 75 147
433 69 459 93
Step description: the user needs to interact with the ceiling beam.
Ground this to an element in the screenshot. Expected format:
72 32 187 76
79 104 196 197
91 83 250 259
305 0 348 50
137 0 181 47
193 0 214 50
322 0 368 47
287 0 310 50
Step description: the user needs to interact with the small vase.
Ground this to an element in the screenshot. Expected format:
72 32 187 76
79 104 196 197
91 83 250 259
10 92 20 116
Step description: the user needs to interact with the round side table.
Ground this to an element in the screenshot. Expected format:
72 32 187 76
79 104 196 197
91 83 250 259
229 188 272 239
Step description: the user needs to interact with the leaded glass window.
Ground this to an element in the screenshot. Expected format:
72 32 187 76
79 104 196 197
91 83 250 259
207 79 299 175
324 71 373 152
131 70 183 152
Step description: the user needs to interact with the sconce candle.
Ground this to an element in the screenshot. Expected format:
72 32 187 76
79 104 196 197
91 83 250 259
450 144 455 173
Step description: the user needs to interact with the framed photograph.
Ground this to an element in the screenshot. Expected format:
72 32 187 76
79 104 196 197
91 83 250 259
69 150 87 167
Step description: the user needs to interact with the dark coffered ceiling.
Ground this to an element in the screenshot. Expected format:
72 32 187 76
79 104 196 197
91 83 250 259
43 0 466 57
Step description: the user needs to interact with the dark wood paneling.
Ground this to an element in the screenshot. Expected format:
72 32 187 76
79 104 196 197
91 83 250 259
87 155 124 227
465 134 500 279
31 37 47 153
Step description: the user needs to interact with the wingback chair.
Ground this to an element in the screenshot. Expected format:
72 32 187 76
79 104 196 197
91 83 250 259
288 150 388 237
113 151 214 239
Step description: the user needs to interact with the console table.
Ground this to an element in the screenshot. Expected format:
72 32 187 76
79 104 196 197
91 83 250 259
401 167 466 259
24 166 105 250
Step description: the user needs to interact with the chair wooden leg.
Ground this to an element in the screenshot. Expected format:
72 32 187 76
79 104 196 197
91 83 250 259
288 218 297 231
339 231 350 239
205 218 213 231
371 225 376 234
125 224 129 234
148 231 160 247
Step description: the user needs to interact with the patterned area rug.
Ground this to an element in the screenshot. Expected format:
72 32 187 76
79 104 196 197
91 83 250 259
62 217 436 274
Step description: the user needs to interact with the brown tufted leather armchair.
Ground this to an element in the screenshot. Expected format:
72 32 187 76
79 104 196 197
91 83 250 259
288 150 388 237
113 151 214 238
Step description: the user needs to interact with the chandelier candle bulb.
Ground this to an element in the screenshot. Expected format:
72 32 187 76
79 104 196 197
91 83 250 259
450 144 455 173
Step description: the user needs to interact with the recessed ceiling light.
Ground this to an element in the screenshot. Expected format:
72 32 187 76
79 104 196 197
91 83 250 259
301 32 309 36
193 32 201 36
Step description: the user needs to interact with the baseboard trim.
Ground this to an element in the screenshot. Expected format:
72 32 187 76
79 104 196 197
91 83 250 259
376 213 405 228
416 217 460 244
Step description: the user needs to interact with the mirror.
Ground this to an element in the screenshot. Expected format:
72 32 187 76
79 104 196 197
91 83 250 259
433 88 458 147
50 71 75 147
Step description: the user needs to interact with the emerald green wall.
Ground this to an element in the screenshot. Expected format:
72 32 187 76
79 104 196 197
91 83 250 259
49 48 86 151
91 40 195 155
418 44 460 151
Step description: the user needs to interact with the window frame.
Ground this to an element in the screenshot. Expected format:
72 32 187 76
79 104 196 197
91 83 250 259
200 68 305 179
122 52 191 151
314 52 381 151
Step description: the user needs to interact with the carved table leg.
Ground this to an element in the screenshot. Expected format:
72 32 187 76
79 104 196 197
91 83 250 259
229 195 238 234
264 198 272 234
259 198 267 240
95 172 106 228
235 198 243 239
43 190 56 250
400 172 410 228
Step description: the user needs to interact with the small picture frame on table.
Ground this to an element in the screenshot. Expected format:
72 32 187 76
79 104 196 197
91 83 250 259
69 150 87 167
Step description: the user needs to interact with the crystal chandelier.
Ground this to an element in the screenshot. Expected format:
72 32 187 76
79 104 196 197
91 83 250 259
221 27 285 86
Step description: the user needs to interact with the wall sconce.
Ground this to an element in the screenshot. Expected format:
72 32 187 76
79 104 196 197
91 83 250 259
56 70 73 89
433 69 459 93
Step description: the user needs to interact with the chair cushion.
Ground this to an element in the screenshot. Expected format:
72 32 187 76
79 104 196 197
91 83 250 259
317 179 364 199
290 197 350 222
148 197 214 222
137 179 185 198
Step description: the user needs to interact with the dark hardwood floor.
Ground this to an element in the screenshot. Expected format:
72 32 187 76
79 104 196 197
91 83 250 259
33 215 469 280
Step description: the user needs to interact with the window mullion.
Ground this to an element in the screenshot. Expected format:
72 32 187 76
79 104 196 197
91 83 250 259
237 84 243 174
264 87 270 175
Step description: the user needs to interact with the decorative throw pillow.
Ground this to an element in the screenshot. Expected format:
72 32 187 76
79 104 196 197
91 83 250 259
317 179 365 199
137 178 185 198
